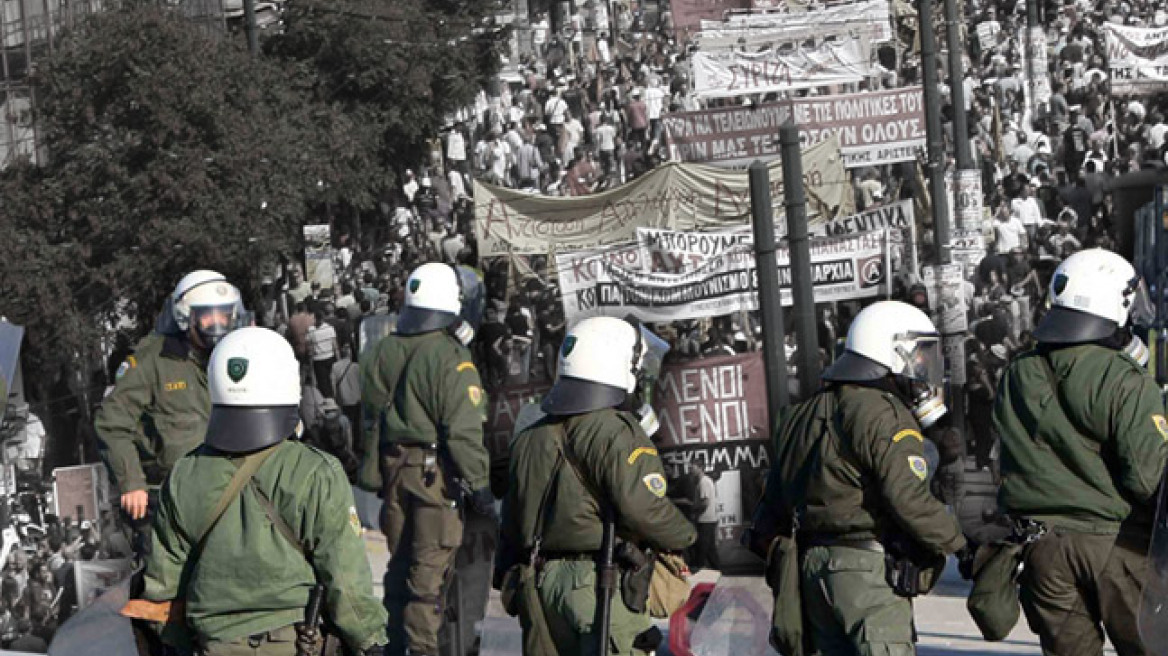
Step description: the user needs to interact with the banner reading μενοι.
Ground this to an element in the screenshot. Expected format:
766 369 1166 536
1105 23 1168 96
692 40 872 99
557 230 888 324
663 88 925 169
474 135 852 256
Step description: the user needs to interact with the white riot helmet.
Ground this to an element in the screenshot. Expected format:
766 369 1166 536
171 270 243 349
542 317 669 434
823 301 948 428
1034 248 1154 344
205 327 301 453
397 262 462 336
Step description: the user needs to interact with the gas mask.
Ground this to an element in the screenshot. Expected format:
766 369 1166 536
894 332 948 429
628 320 671 437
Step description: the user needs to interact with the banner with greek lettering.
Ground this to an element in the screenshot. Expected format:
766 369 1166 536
663 87 925 168
692 40 872 98
474 136 852 256
634 201 913 273
701 0 893 43
1105 23 1168 95
558 230 888 323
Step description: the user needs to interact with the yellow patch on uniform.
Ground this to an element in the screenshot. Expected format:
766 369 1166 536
1154 414 1168 441
164 381 188 391
642 473 667 498
627 447 658 465
348 506 362 536
468 385 483 406
892 429 924 444
457 361 477 373
907 456 928 481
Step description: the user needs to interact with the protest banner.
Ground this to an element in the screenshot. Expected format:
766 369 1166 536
976 20 1001 47
559 231 888 323
672 0 752 36
819 200 917 275
692 40 871 98
484 352 771 565
702 0 893 42
663 87 925 168
1104 24 1168 95
303 224 334 288
53 464 109 524
653 351 769 447
474 136 852 256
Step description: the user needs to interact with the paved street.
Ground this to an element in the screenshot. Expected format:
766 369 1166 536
357 463 1122 655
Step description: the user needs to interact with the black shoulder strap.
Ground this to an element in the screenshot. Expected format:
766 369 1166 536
529 429 567 564
1035 352 1102 455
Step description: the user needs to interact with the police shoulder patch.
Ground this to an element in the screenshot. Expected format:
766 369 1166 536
892 429 923 444
468 385 483 406
115 361 131 380
1154 414 1168 441
349 506 362 537
642 473 667 498
907 455 928 481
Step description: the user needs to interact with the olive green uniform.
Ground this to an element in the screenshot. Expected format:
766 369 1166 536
365 330 489 656
499 409 696 656
994 345 1168 656
765 384 965 656
96 333 211 495
143 439 388 655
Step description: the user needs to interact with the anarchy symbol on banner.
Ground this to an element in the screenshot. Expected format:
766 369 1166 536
861 259 884 286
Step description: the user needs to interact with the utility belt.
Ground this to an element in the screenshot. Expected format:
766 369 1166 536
800 531 942 598
799 533 883 552
526 541 655 614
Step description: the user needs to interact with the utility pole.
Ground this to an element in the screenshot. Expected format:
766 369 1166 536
749 161 790 435
243 0 259 57
780 120 821 399
916 0 951 263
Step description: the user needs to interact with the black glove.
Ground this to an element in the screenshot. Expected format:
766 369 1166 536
467 487 497 519
956 542 979 581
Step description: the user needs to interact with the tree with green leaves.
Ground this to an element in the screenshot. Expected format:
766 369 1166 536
0 3 373 459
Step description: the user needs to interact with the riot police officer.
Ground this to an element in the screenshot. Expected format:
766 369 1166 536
993 248 1167 656
142 327 388 655
496 316 695 655
363 262 493 656
754 300 965 656
97 270 243 527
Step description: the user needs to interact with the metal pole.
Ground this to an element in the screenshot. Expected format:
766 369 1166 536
916 0 952 263
942 0 971 465
780 121 821 399
244 0 259 57
945 0 972 170
749 161 790 435
1025 0 1037 113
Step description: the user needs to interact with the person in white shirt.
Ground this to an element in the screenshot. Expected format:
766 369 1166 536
1010 181 1048 241
994 204 1028 254
644 78 666 143
446 125 467 175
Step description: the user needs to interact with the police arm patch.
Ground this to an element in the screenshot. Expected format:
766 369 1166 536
627 447 658 465
349 506 362 536
457 361 477 373
907 456 928 481
642 473 667 498
468 385 483 406
892 429 924 444
115 355 138 380
1154 415 1168 441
